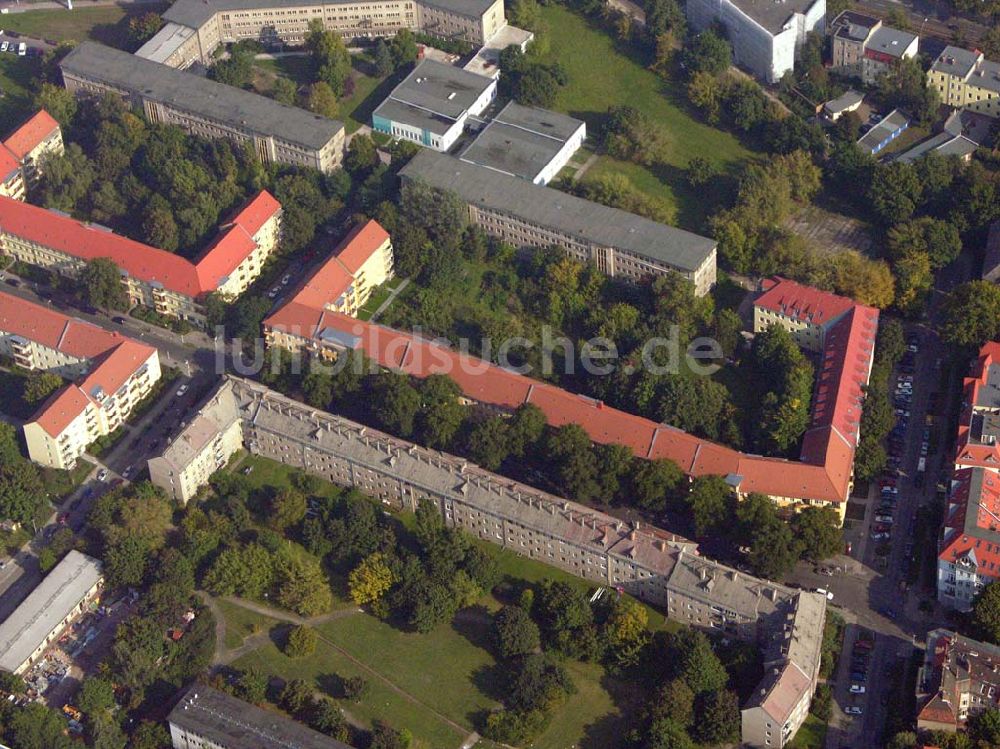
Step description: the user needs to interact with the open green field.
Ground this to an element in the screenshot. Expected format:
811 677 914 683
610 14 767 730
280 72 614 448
541 5 755 230
788 714 828 749
0 5 167 46
0 55 41 133
216 599 283 650
236 453 344 501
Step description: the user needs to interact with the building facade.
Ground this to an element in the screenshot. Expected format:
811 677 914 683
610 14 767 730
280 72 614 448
929 46 1000 118
148 384 244 503
61 42 345 173
139 0 506 68
372 59 497 151
0 551 103 675
400 150 718 295
917 629 1000 731
829 12 917 84
0 191 281 325
1 110 64 192
685 0 825 83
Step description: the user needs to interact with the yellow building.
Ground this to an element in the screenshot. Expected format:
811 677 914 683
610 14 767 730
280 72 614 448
264 219 395 356
0 292 162 469
0 110 64 201
0 190 282 325
928 46 1000 118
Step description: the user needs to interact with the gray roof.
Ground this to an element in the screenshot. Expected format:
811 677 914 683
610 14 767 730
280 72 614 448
857 108 909 152
931 45 982 78
60 42 343 151
168 686 353 749
830 10 879 40
152 384 240 474
865 26 917 59
135 21 197 64
666 551 796 621
399 150 717 273
726 0 823 35
824 89 864 114
165 0 495 30
460 102 584 181
373 97 459 136
383 59 495 120
0 551 102 673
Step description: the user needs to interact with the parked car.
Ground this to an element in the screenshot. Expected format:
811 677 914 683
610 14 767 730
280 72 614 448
97 469 108 482
0 42 7 53
176 384 189 397
844 706 864 715
849 672 867 683
243 465 254 475
815 588 834 601
281 273 292 285
113 316 126 324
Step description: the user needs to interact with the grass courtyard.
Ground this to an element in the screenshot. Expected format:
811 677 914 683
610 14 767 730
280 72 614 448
540 5 756 231
0 55 41 135
0 4 167 46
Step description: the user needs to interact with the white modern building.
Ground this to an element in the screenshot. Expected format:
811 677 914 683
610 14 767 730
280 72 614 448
0 551 103 675
685 0 826 83
372 58 497 151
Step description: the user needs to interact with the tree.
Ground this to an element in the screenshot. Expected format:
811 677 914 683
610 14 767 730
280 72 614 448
686 475 731 537
683 29 731 76
274 551 333 617
887 217 962 269
466 416 510 470
142 204 180 252
671 629 727 696
8 702 77 749
371 373 421 438
35 83 77 129
129 722 171 749
268 488 307 532
81 257 129 311
793 506 843 562
829 251 896 308
508 0 540 28
271 77 299 106
285 625 318 658
868 161 922 226
23 371 63 405
645 717 695 749
306 81 339 119
418 374 465 449
373 39 395 76
534 581 593 639
602 596 649 666
653 679 695 728
493 605 541 659
370 721 412 749
345 133 378 176
942 281 1000 348
307 20 352 95
894 249 933 315
210 47 255 87
389 29 418 69
547 423 599 501
204 544 274 599
234 667 268 704
508 403 546 457
695 689 740 744
280 679 314 716
342 675 369 702
127 12 162 47
310 699 350 740
77 677 116 716
973 581 1000 644
646 0 685 37
969 707 1000 748
348 552 395 606
105 535 149 588
687 70 723 122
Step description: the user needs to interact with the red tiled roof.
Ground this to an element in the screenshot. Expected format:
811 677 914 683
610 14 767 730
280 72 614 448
2 110 59 161
756 276 857 326
0 146 18 182
264 288 880 504
0 191 280 299
938 467 1000 578
2 292 157 437
288 220 389 311
228 190 280 237
955 342 1000 469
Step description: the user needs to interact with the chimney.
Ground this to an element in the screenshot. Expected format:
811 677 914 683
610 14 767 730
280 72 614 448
656 540 667 552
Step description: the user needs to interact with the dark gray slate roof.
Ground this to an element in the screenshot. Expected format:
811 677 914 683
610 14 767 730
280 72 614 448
165 0 495 29
728 0 822 35
400 150 716 272
60 42 343 151
931 45 981 78
168 686 353 749
866 26 917 58
386 59 495 120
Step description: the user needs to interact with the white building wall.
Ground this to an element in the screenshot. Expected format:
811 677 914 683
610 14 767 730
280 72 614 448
533 122 586 185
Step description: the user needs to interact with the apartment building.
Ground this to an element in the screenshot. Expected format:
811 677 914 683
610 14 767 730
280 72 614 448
148 384 244 503
61 42 345 172
685 0 825 83
139 0 506 69
169 685 353 749
372 59 497 151
263 291 877 519
0 190 281 324
0 551 103 675
264 220 394 357
929 46 1000 118
829 11 917 84
2 110 64 190
459 101 586 185
754 276 861 352
400 150 718 295
917 629 1000 731
201 375 823 748
0 293 162 469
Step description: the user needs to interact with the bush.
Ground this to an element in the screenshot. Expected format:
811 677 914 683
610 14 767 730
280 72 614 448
811 683 832 721
284 625 318 658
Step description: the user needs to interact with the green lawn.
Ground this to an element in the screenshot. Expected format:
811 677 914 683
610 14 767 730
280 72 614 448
541 5 755 231
0 55 41 134
788 713 828 749
235 453 344 501
0 5 167 46
216 599 283 649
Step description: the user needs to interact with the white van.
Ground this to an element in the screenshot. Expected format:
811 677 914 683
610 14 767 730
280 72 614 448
17 42 26 56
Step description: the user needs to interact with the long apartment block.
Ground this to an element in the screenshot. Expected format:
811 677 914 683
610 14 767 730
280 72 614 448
60 42 345 173
138 0 506 69
158 376 824 749
0 190 281 324
399 150 718 295
264 277 877 518
0 293 161 469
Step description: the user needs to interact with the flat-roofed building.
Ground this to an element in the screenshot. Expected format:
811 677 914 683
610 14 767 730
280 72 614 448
0 190 281 324
857 108 909 154
60 42 345 172
148 384 244 503
685 0 825 83
929 46 1000 118
400 150 718 294
147 0 506 68
0 551 103 675
168 685 354 749
460 101 585 184
372 59 497 151
0 293 163 469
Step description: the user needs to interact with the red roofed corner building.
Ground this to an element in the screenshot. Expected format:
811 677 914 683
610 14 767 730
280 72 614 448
916 629 1000 732
264 275 879 521
0 190 281 324
0 110 64 201
0 292 161 469
938 341 1000 610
